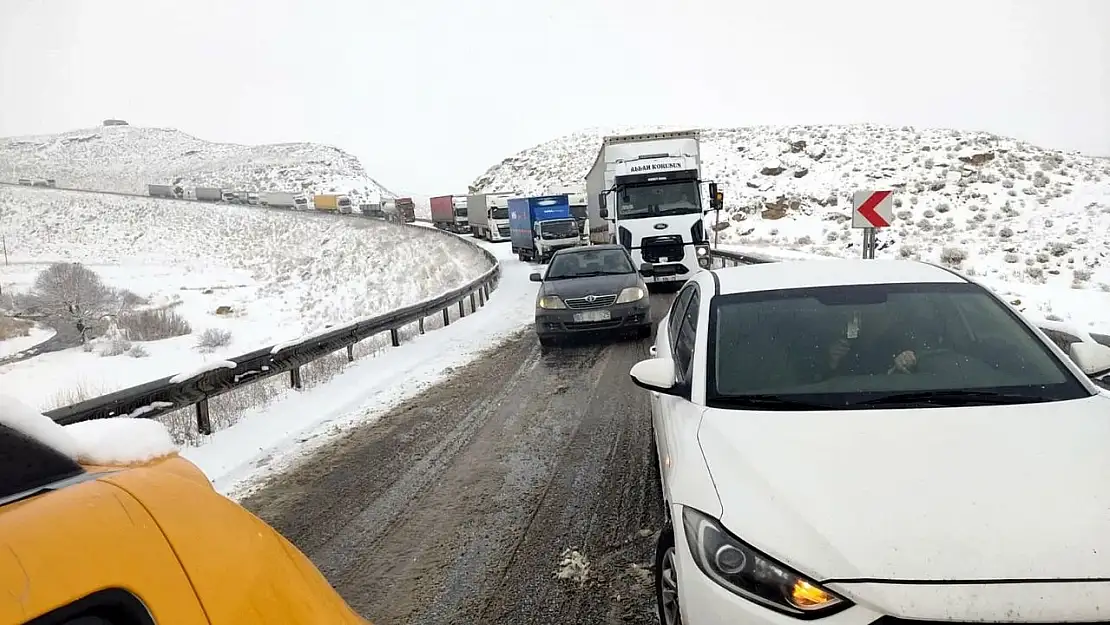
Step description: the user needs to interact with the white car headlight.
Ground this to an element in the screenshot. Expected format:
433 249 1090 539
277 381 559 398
682 507 848 616
537 295 567 310
614 286 646 304
696 246 709 257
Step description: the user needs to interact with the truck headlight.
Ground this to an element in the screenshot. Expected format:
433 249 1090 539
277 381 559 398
681 507 849 617
614 287 646 304
696 245 709 257
537 295 567 310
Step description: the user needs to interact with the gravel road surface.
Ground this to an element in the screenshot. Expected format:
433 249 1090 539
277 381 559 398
240 293 675 625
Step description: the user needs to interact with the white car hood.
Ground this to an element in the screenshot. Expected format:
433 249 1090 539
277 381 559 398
697 395 1110 582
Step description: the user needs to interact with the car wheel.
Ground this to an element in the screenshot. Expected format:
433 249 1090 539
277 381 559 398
539 336 557 349
637 325 652 340
656 524 682 625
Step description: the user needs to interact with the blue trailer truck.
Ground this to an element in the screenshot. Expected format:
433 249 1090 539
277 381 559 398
508 194 583 263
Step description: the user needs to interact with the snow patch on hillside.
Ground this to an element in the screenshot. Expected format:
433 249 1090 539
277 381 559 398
0 125 395 203
0 186 493 410
472 124 1110 291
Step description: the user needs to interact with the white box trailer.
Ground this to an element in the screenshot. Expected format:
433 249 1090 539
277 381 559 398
585 130 713 285
466 192 513 241
260 191 309 210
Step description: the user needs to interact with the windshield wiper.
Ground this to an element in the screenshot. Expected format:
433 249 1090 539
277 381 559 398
709 394 833 411
856 390 1046 407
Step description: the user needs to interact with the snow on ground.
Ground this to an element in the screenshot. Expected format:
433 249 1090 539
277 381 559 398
0 324 55 358
472 124 1110 288
182 237 539 498
0 125 394 204
0 186 493 410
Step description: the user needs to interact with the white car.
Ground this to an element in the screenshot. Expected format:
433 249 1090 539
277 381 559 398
629 258 1110 625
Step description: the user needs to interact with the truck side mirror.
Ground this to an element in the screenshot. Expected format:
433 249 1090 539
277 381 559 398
599 207 609 219
708 182 723 210
597 192 607 210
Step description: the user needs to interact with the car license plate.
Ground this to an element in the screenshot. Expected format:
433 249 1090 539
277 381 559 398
659 257 669 263
573 310 611 323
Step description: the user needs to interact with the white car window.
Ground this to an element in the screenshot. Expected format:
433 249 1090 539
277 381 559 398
706 281 1088 408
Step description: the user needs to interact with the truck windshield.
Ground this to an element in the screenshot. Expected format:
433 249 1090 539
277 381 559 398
490 206 509 220
540 219 579 240
617 181 701 219
454 207 468 217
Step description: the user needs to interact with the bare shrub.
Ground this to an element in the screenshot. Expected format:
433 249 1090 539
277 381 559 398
18 262 134 342
939 247 968 266
128 344 150 358
118 308 192 340
196 328 233 352
0 316 32 340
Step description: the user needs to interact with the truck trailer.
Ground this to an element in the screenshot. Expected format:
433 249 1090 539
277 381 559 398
260 191 309 210
195 187 223 202
467 192 513 241
508 194 582 263
148 184 183 199
430 195 470 233
586 130 714 285
313 194 351 213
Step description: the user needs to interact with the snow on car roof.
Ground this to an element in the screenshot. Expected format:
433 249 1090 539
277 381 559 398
713 259 967 295
1 395 177 466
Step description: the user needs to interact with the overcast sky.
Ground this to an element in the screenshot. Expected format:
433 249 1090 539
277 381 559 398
2 0 1107 195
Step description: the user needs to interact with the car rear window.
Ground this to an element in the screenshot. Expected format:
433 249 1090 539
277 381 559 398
707 281 1088 408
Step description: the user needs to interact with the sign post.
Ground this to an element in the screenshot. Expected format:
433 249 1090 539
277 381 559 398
851 190 894 259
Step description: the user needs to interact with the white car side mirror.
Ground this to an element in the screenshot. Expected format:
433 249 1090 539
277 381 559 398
1068 342 1110 376
630 357 679 395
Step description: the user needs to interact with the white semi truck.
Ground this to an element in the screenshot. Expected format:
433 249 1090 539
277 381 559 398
545 185 590 244
585 130 721 285
466 192 513 241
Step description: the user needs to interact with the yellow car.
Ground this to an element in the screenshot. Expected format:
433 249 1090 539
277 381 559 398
0 419 371 625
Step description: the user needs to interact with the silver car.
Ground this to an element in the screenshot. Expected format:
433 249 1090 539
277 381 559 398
531 244 653 348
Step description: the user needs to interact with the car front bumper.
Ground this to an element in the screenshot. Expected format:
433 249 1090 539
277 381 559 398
535 299 651 338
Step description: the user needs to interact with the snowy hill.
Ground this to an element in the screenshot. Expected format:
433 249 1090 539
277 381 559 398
0 125 395 203
471 124 1110 289
0 186 491 410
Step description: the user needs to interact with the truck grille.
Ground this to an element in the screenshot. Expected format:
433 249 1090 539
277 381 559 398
642 235 685 263
497 225 511 237
564 294 617 309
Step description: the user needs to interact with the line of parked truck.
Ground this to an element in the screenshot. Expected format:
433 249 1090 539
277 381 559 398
143 184 418 223
430 129 725 285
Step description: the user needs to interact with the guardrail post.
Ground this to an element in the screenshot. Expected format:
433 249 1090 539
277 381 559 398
390 328 400 347
346 344 354 362
458 300 465 317
478 287 485 306
443 308 450 326
290 367 303 389
469 292 476 312
418 317 425 334
195 398 213 436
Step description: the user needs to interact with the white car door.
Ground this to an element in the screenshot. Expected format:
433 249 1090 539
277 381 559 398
653 283 701 496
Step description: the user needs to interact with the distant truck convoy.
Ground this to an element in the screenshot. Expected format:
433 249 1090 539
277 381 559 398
195 187 223 202
508 194 582 262
147 184 184 199
260 191 309 210
430 194 470 233
359 203 384 218
467 192 513 241
586 129 715 285
313 194 352 213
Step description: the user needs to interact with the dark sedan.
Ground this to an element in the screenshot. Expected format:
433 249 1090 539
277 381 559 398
530 244 654 347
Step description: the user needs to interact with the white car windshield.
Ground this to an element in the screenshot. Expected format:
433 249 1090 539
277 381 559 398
707 282 1089 409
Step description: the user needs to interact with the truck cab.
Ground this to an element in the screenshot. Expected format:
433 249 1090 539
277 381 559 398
588 130 714 286
337 195 353 214
509 195 582 263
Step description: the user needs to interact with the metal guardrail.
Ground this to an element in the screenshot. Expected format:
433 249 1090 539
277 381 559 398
38 219 500 433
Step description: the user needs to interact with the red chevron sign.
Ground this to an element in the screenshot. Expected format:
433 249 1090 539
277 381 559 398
851 190 894 228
